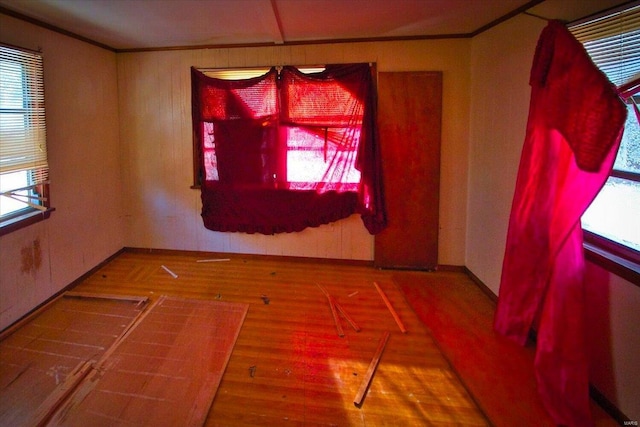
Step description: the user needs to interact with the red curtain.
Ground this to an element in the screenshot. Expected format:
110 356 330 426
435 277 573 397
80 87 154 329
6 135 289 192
494 21 627 426
191 64 386 235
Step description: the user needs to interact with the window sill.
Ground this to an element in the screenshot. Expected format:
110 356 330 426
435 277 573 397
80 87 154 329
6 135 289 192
0 208 55 237
584 241 640 287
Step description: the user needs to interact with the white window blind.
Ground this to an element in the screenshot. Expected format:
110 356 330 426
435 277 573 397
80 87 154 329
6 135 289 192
571 3 640 253
0 44 48 183
569 2 640 87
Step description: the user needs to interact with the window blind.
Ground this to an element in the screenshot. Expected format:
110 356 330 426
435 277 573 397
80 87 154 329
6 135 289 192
0 44 48 184
569 2 640 87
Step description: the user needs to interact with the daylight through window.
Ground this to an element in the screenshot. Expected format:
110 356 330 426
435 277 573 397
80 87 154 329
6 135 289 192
570 4 640 253
0 44 49 230
191 64 386 235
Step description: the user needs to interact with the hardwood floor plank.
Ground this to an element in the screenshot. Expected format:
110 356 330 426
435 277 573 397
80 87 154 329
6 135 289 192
0 296 145 427
47 297 248 426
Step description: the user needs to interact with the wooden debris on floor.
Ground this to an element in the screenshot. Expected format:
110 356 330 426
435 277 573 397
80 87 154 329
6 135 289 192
354 331 390 407
374 281 407 333
38 296 248 427
0 293 149 427
161 265 178 278
317 284 361 336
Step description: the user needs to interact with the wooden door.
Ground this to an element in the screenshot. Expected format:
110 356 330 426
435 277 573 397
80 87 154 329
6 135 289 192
374 72 442 270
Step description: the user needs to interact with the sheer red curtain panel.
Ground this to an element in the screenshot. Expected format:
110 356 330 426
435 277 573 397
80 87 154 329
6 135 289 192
191 63 386 235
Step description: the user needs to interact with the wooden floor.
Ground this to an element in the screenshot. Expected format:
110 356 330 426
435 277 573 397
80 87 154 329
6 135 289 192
2 249 620 426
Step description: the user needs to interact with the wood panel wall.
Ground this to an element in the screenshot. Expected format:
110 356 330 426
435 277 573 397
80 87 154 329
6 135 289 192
116 38 471 264
0 14 123 331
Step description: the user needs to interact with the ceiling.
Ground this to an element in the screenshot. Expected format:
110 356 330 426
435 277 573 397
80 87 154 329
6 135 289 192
0 0 628 52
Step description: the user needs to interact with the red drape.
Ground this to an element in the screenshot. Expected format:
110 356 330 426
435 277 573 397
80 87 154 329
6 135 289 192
494 21 627 426
191 64 386 235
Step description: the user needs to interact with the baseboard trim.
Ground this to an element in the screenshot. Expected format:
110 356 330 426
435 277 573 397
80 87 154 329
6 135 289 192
462 266 498 303
589 383 633 425
435 264 466 273
123 246 375 268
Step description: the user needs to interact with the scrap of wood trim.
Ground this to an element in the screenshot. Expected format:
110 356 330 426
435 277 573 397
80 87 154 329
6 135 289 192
196 258 231 262
316 283 331 299
64 291 149 304
354 331 390 407
317 284 344 337
333 297 361 332
317 284 360 332
161 264 178 278
374 282 407 333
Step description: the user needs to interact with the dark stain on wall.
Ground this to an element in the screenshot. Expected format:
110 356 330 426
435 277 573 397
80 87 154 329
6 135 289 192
21 239 42 274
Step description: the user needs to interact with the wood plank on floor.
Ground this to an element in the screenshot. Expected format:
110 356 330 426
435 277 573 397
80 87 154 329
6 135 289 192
45 296 248 427
0 294 147 427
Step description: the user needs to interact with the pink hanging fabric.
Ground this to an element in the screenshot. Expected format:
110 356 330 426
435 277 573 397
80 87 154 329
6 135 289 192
191 64 386 235
494 21 626 426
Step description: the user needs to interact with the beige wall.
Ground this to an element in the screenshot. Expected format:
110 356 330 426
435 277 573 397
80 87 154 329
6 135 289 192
0 15 124 330
117 40 470 263
467 9 640 421
467 15 536 294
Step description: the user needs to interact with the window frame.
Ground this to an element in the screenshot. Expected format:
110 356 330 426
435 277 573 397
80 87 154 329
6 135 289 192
0 43 52 236
568 4 640 287
190 65 339 189
190 63 386 235
584 231 640 285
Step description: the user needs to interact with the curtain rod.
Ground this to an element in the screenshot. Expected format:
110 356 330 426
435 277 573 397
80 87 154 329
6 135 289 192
522 11 552 21
195 63 374 72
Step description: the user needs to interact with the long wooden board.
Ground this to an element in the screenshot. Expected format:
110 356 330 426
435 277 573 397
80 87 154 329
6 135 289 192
0 294 148 427
45 297 248 426
354 331 390 407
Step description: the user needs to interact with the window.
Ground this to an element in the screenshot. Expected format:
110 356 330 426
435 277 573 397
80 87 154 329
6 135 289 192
191 64 386 235
0 44 51 235
569 3 640 280
195 66 359 190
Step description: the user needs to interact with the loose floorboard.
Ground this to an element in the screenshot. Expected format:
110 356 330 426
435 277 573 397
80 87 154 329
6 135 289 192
47 296 248 426
0 294 147 426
